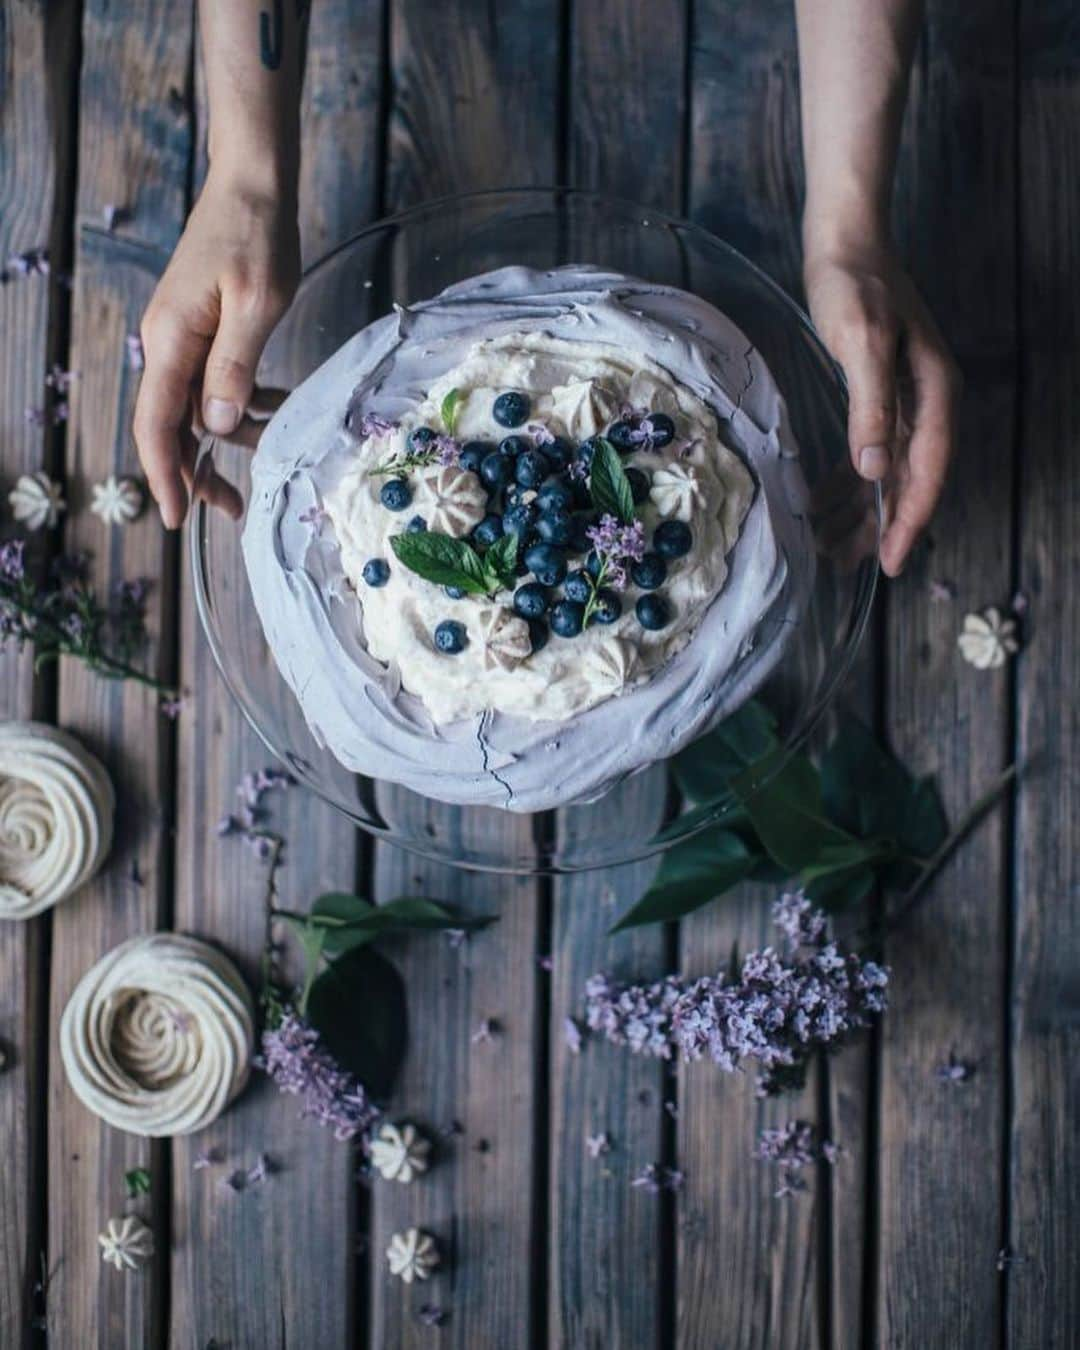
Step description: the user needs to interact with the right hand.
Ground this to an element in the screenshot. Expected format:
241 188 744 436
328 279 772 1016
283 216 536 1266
133 170 300 527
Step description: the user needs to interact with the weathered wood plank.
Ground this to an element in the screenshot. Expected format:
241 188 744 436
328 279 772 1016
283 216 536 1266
168 5 386 1347
679 5 826 1346
46 3 194 1345
368 3 560 1344
0 3 78 1345
1009 2 1080 1342
877 2 1017 1343
550 6 688 1345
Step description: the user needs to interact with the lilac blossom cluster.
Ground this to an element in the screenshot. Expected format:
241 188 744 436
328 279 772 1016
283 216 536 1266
353 411 399 440
584 514 646 590
217 766 295 859
754 1119 839 1198
259 1009 382 1142
583 893 888 1097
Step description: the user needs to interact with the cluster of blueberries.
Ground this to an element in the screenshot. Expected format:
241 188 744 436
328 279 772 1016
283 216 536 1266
361 391 693 657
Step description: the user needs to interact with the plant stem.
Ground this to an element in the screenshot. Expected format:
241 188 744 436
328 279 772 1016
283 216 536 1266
886 763 1018 932
259 837 286 1022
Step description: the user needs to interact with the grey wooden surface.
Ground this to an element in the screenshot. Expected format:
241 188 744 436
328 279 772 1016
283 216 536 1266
0 0 1077 1346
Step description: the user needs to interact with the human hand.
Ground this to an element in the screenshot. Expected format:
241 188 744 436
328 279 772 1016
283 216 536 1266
133 169 300 527
804 240 962 576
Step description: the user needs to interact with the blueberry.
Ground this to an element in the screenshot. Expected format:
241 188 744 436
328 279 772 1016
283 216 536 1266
536 477 574 513
591 589 622 625
570 474 592 509
544 437 573 472
493 391 530 427
528 618 549 653
636 593 671 630
626 467 650 504
407 426 436 453
498 434 529 459
535 508 573 547
647 412 676 447
406 514 427 533
576 437 600 470
585 550 604 580
654 519 693 559
607 420 637 452
563 569 592 603
503 501 538 537
459 441 492 474
362 558 389 587
524 542 568 588
631 552 667 590
434 619 468 653
551 600 585 638
480 451 512 489
380 478 412 512
569 513 595 553
513 582 549 619
504 482 532 509
445 585 466 600
473 513 505 547
515 449 551 490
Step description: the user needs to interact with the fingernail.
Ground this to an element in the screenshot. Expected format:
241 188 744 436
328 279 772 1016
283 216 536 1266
204 398 240 435
858 445 890 480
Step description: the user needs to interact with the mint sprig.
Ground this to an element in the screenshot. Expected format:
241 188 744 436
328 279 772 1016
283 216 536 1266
589 437 637 523
441 387 463 436
390 529 518 596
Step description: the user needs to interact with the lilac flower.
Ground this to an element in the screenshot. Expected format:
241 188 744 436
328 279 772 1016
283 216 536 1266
24 406 47 427
529 423 556 447
432 433 459 466
260 1009 381 1142
563 1016 583 1055
52 401 69 425
125 333 144 371
444 927 468 949
7 248 49 277
584 516 646 592
216 814 237 837
754 1119 837 1198
418 1305 448 1328
0 541 26 581
586 1131 611 1158
567 458 589 482
246 1152 275 1185
160 695 183 720
354 411 398 441
471 1018 498 1045
298 503 328 529
936 1052 975 1084
583 894 888 1097
537 954 554 972
631 1163 683 1194
929 578 956 602
45 365 75 394
246 833 275 862
192 1147 222 1171
663 1099 679 1121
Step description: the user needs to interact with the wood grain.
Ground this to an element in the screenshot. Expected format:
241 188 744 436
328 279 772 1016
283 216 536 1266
876 2 1017 1344
169 5 386 1347
45 2 194 1344
0 3 78 1345
1010 1 1080 1342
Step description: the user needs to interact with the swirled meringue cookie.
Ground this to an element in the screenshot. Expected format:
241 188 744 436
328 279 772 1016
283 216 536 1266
60 933 254 1137
0 722 114 920
243 265 814 811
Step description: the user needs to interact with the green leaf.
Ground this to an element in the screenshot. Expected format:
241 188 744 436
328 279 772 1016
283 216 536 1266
482 530 520 590
390 531 490 595
673 700 780 803
804 863 877 911
897 776 949 859
588 437 637 523
441 387 463 435
304 893 494 958
821 715 913 841
305 946 407 1099
124 1167 151 1199
731 748 859 874
611 830 757 931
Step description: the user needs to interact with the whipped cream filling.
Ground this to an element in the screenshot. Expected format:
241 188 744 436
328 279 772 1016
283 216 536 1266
242 265 815 812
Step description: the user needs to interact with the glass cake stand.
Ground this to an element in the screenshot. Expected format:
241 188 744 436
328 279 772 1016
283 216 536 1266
191 188 879 874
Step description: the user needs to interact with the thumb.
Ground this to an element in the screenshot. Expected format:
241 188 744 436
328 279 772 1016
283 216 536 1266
837 319 899 484
201 289 283 436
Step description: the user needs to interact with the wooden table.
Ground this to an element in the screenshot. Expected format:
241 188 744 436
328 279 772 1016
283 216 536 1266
1 1 1077 1345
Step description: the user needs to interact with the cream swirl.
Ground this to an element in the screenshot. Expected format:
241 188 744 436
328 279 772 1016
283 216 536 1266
60 933 254 1137
0 722 114 920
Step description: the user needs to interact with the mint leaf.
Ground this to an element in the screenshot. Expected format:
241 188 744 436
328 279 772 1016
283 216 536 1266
441 387 463 435
390 531 490 594
483 531 520 590
124 1167 151 1199
589 437 637 523
611 829 756 931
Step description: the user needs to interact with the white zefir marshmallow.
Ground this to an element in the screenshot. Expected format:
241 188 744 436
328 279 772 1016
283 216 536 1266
0 722 114 920
60 932 255 1137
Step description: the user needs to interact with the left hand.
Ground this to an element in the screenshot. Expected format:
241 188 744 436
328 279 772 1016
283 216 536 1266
804 240 962 576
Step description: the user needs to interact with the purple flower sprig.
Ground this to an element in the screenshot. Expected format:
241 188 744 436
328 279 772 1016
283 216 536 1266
583 893 888 1098
581 514 646 623
370 431 460 479
0 542 176 696
259 1008 382 1142
217 766 295 861
754 1120 839 1198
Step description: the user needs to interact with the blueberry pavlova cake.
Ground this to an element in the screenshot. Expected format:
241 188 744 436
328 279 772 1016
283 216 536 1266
242 265 814 812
